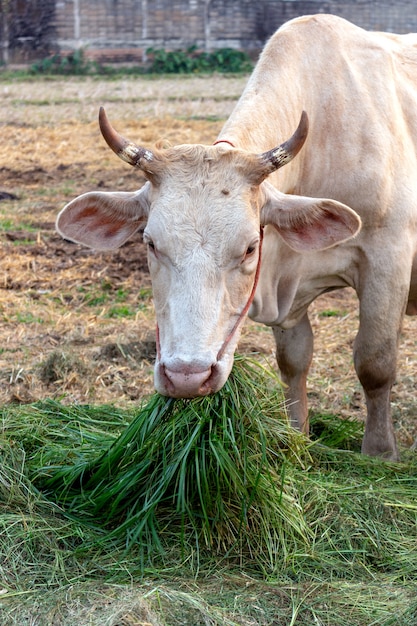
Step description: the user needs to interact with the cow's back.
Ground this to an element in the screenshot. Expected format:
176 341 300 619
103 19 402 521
221 14 417 225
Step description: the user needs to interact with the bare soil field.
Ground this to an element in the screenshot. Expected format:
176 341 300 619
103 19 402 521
1 74 416 447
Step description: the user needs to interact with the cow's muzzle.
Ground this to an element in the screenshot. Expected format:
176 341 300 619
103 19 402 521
155 361 223 398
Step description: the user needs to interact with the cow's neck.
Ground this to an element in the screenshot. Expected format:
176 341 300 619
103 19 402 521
217 74 299 154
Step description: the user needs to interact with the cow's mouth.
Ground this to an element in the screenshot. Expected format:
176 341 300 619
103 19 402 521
155 361 225 398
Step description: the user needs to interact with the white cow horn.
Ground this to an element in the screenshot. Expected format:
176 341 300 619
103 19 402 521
98 107 154 167
259 110 309 172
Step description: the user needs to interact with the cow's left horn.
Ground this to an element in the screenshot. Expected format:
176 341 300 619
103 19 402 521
98 107 154 167
259 110 309 174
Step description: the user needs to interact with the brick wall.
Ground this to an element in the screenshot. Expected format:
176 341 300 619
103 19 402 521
4 0 417 64
53 0 265 61
262 1 417 36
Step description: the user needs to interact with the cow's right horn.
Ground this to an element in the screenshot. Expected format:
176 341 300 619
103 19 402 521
98 107 154 168
258 110 309 175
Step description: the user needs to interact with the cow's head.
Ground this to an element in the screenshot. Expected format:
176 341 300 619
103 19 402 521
56 108 361 398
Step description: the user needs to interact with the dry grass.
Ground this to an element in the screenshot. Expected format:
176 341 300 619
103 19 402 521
2 74 247 124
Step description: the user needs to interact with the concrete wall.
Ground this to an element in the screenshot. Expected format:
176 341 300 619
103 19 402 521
53 0 265 61
262 1 417 36
3 0 417 64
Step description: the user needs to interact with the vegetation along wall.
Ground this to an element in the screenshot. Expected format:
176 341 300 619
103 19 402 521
2 0 417 64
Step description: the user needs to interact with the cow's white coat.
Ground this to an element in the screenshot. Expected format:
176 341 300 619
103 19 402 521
57 15 417 459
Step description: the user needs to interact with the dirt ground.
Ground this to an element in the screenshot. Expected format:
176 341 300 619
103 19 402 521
1 75 416 448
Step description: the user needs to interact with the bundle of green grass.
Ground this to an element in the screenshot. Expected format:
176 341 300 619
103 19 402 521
2 353 417 599
34 356 311 568
3 356 417 624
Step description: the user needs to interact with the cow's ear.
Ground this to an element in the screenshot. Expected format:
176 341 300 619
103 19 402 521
56 183 151 250
260 183 361 251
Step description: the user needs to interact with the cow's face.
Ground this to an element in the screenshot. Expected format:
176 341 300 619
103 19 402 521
56 109 361 398
142 149 263 396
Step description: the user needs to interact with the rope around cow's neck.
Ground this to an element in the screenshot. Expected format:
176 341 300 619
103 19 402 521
216 226 264 361
212 139 235 148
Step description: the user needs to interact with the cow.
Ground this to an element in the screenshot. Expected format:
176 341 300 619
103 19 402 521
56 14 417 461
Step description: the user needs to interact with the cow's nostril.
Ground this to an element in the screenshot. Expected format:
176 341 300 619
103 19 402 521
164 366 213 398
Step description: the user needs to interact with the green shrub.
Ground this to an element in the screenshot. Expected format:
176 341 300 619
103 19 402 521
146 45 253 74
28 46 252 77
208 47 253 73
30 49 95 75
145 46 199 73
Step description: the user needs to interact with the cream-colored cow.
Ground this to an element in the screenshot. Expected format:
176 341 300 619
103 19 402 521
57 14 417 460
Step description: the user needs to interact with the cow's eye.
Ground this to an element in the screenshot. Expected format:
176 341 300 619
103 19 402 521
244 243 258 259
143 233 156 252
240 242 258 265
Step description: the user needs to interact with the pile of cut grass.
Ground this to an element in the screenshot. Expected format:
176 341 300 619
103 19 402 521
1 355 417 625
33 356 311 571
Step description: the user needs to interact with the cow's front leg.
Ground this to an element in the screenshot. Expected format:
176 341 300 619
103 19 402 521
354 323 400 461
273 313 313 433
354 276 408 460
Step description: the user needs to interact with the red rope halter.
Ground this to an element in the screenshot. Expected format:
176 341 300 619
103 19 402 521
212 139 235 148
155 228 264 364
216 226 264 361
